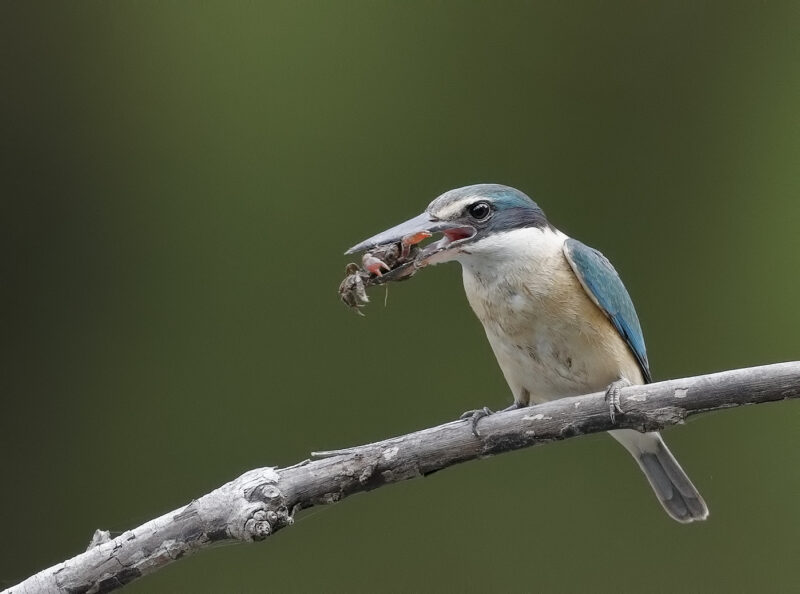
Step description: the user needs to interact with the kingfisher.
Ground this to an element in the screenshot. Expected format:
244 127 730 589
347 183 708 523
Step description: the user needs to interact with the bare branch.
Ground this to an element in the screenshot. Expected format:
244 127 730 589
7 362 800 593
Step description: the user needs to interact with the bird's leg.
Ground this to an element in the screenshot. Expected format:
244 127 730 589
604 378 630 424
459 402 525 438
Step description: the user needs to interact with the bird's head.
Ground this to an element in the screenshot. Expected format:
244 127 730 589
346 184 550 265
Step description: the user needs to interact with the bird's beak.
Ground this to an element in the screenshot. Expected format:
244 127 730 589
345 212 476 261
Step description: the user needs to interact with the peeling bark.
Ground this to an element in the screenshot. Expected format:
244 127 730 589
6 362 800 593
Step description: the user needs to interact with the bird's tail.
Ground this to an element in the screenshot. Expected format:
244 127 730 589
609 429 708 523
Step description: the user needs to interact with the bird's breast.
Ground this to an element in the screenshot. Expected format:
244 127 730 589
459 228 642 403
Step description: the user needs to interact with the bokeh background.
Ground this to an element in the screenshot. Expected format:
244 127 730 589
3 2 800 592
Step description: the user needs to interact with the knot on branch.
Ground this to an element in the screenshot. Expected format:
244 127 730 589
243 508 290 541
240 481 292 541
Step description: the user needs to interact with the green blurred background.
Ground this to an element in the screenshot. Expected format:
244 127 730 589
2 2 800 592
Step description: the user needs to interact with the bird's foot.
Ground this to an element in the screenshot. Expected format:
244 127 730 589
459 407 493 437
459 402 525 437
604 378 630 424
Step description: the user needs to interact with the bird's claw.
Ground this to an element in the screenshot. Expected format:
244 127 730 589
604 378 630 424
460 406 494 437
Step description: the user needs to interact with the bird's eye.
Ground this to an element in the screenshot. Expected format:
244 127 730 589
467 201 492 221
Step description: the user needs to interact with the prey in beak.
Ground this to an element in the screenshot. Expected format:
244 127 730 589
338 211 477 315
345 211 477 265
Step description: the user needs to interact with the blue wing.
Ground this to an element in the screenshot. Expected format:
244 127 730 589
563 238 651 383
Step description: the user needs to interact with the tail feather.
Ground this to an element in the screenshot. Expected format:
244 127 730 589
609 429 708 523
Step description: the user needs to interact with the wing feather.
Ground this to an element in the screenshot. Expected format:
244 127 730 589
563 238 651 383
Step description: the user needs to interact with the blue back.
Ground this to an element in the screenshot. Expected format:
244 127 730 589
563 238 651 383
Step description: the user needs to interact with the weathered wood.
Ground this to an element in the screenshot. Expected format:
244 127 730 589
7 362 800 593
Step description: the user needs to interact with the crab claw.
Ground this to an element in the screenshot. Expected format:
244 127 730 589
400 231 432 259
363 254 390 276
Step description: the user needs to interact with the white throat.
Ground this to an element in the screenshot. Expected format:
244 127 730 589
455 226 568 283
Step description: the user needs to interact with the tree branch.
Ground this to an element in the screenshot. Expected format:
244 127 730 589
7 362 800 593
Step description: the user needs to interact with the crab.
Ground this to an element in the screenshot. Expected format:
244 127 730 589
338 231 431 315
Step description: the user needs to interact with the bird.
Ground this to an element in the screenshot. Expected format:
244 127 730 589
346 183 708 523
